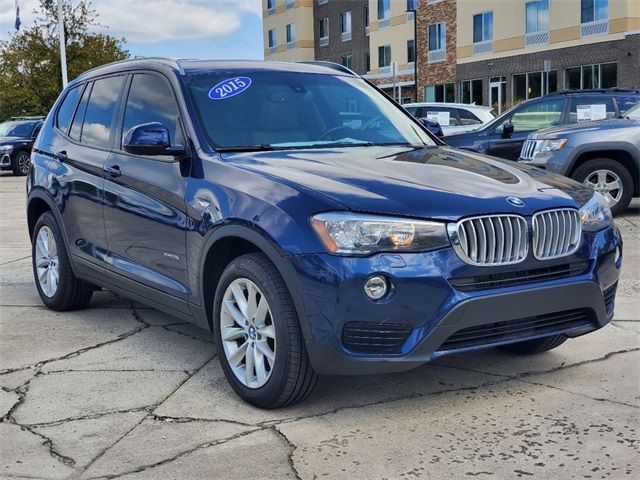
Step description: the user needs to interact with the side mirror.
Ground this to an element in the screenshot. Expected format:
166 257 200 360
123 122 185 157
502 122 514 139
420 118 444 138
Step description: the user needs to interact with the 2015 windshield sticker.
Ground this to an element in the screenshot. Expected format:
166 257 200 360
208 77 252 100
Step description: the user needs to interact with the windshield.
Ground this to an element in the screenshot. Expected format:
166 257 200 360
624 103 640 120
186 71 435 150
0 121 35 138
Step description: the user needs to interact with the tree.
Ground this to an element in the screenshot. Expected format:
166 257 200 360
0 0 129 120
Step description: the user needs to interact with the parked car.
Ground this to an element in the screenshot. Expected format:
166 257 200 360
0 117 44 175
28 59 621 408
519 102 640 215
445 89 640 160
403 102 495 136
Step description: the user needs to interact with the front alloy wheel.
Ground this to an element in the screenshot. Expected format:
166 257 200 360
213 253 318 408
220 278 276 388
583 169 622 208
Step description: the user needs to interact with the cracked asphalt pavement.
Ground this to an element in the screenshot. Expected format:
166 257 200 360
1 172 639 479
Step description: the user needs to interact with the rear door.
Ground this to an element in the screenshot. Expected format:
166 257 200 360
52 75 126 273
488 98 566 160
103 72 191 309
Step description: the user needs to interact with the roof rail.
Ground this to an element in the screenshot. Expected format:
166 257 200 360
547 87 640 96
10 116 45 121
296 61 358 76
76 57 186 80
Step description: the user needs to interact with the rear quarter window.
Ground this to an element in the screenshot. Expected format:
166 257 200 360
56 85 83 133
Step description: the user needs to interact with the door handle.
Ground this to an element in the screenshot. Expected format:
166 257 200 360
56 150 68 162
104 165 122 178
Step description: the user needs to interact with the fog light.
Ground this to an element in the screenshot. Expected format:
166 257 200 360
364 275 388 300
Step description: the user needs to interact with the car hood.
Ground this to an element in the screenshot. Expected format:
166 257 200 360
221 146 593 220
532 118 640 138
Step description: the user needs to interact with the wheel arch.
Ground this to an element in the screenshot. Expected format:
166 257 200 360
566 145 640 196
27 190 57 240
199 224 313 342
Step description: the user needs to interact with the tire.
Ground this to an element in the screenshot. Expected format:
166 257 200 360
12 151 30 176
499 335 567 355
571 158 634 216
213 253 318 408
32 211 94 311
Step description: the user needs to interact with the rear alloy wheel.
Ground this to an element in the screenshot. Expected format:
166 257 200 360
213 253 318 408
571 158 633 216
32 212 94 311
13 151 30 176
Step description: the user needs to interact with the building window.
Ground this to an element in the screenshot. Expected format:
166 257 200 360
342 55 353 70
472 11 493 55
364 6 370 35
425 83 455 103
378 0 391 27
268 28 277 49
318 0 328 5
286 24 296 45
458 79 483 105
286 0 294 9
319 17 329 46
267 0 276 13
406 0 416 20
525 0 549 46
565 63 617 90
366 51 370 72
407 39 415 64
428 23 446 63
581 0 608 23
341 11 352 41
513 71 557 102
378 45 391 69
581 0 608 36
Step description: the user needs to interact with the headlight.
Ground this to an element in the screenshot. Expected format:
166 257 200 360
0 145 13 153
537 138 567 153
311 212 449 255
579 192 613 232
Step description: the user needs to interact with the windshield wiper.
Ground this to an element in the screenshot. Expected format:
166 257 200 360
216 145 277 152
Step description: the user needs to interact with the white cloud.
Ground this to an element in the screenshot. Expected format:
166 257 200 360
0 0 261 43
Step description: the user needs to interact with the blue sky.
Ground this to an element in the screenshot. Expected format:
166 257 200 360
0 0 264 60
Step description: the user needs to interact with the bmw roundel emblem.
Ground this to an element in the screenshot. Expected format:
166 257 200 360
506 196 526 207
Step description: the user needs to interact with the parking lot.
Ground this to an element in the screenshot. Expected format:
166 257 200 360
0 171 638 479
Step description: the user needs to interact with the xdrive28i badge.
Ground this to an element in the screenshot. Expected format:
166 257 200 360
506 196 526 207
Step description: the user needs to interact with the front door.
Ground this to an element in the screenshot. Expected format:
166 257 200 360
103 72 191 309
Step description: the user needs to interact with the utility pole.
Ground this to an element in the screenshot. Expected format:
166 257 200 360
57 1 68 88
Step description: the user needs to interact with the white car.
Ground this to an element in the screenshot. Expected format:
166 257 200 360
403 102 495 136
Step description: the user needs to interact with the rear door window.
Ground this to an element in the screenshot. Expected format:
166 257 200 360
70 83 92 141
56 85 83 134
568 96 616 123
457 108 482 125
80 76 125 148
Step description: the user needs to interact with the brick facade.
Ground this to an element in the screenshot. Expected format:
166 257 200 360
457 34 640 108
313 0 368 75
416 0 457 101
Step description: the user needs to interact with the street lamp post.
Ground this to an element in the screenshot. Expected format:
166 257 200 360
409 6 418 102
57 1 68 88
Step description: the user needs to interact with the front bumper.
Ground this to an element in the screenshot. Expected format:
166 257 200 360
290 226 622 375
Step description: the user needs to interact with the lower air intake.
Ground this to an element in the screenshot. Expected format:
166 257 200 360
343 322 412 354
437 308 594 352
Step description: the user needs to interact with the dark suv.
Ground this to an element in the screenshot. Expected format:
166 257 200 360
28 59 621 407
445 89 640 160
0 117 44 175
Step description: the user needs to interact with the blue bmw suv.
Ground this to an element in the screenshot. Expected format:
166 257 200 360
27 59 622 407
